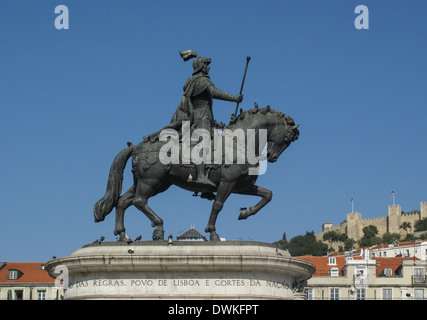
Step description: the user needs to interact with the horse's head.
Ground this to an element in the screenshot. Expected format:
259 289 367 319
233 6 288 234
227 106 299 163
266 116 299 163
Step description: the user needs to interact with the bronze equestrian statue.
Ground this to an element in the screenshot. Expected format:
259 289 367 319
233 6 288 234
93 51 299 242
148 50 243 187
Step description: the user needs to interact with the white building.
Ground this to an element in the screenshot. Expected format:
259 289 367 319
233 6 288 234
298 241 427 300
0 262 63 300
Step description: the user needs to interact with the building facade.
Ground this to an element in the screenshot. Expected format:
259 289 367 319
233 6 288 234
298 242 427 300
0 262 63 300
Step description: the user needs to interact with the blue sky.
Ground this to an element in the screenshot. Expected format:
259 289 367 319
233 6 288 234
1 1 426 262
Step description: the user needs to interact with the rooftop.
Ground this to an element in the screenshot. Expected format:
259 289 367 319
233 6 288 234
0 262 55 284
176 225 208 241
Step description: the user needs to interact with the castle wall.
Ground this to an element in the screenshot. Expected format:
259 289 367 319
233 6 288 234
400 211 422 235
316 202 426 247
360 216 388 236
421 202 427 219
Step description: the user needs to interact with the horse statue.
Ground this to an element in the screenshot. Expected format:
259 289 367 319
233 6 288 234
93 106 299 241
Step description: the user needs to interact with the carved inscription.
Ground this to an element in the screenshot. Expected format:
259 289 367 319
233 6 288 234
67 278 291 290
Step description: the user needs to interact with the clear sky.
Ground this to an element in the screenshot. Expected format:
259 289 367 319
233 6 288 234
1 1 426 262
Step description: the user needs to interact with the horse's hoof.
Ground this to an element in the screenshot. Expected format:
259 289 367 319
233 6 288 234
239 207 255 220
209 233 221 241
238 209 249 220
152 228 164 241
117 232 133 243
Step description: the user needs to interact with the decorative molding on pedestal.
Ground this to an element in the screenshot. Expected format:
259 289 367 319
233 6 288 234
46 241 314 300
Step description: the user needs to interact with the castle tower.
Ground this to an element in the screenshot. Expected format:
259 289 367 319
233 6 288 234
346 212 362 240
421 202 427 220
322 223 334 233
388 204 401 234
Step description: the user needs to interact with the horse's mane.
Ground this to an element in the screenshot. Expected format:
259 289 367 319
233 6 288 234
226 106 296 129
143 106 296 144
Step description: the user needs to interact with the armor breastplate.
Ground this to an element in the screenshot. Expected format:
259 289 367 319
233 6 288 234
191 90 212 109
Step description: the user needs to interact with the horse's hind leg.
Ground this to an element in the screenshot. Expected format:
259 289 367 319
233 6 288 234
114 186 135 242
236 185 272 220
133 180 165 240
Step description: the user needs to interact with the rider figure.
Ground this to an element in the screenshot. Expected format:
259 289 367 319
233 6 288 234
176 50 243 187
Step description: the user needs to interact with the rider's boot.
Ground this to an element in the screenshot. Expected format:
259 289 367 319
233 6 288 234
195 163 217 188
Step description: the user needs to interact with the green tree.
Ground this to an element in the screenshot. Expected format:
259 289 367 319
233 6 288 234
402 233 416 242
273 233 289 250
323 231 350 252
417 232 427 240
323 230 341 244
415 218 427 232
359 225 382 247
343 238 356 251
381 233 401 244
400 222 412 236
287 231 329 256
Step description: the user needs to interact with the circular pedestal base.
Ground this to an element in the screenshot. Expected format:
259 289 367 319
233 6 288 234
46 241 314 300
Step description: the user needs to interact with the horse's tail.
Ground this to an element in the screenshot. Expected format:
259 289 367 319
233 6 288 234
93 145 136 222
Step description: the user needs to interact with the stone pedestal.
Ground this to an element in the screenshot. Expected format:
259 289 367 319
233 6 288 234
46 241 314 300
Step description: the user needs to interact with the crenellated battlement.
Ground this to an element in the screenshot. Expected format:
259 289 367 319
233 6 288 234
316 201 426 246
347 211 361 221
361 216 387 224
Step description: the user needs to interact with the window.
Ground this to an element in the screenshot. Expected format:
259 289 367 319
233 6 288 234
355 267 366 283
8 270 19 280
330 288 339 300
330 267 339 277
306 288 313 300
37 290 46 300
383 268 392 277
14 290 23 300
383 288 393 300
356 288 366 300
328 257 336 265
414 268 425 281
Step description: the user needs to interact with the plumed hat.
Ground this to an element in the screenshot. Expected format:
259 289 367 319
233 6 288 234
179 50 211 75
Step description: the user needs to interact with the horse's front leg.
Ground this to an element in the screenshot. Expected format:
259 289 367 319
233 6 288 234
205 181 234 241
114 186 135 243
236 185 272 220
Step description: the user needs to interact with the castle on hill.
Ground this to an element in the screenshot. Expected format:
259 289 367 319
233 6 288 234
316 202 427 247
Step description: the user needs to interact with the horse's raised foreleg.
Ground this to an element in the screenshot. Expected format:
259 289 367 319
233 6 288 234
133 180 165 240
205 181 234 241
237 185 272 220
114 186 135 242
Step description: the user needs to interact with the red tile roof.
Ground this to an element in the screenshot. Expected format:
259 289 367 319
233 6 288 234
374 257 418 276
297 255 419 277
328 241 424 257
297 256 349 277
369 241 422 250
0 262 55 284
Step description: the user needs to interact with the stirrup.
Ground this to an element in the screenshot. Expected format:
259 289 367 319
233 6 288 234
195 176 217 188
